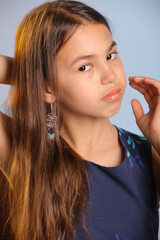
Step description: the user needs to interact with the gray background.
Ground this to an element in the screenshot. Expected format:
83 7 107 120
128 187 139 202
0 0 160 237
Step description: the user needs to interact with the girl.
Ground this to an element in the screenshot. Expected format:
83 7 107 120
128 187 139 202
0 1 160 239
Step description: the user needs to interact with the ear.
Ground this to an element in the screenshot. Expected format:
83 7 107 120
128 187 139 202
44 84 56 103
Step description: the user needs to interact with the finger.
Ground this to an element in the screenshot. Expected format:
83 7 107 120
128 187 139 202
129 78 158 98
131 82 157 98
129 82 156 110
129 77 160 95
129 76 159 82
143 78 160 95
147 86 156 98
131 99 144 122
130 82 156 102
129 82 152 102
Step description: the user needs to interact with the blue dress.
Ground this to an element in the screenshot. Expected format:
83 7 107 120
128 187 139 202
76 127 159 240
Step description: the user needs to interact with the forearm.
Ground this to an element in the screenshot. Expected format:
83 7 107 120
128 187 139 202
0 55 13 85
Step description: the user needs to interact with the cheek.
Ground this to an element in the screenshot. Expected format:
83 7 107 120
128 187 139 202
117 61 126 88
58 79 96 106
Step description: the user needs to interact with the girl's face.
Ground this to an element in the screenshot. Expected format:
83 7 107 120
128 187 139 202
56 23 126 119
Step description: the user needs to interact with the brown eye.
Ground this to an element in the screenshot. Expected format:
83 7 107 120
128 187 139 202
79 65 91 72
106 52 118 61
79 66 86 71
107 54 112 60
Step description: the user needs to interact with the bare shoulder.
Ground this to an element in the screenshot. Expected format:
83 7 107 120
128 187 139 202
0 112 12 162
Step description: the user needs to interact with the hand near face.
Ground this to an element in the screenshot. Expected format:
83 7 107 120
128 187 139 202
129 76 160 154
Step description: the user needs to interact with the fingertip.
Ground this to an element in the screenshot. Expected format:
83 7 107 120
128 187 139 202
131 98 137 106
131 98 138 104
128 76 136 82
133 76 145 80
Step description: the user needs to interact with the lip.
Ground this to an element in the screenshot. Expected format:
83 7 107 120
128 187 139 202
102 88 121 101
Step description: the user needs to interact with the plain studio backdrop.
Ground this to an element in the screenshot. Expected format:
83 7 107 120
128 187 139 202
0 0 160 238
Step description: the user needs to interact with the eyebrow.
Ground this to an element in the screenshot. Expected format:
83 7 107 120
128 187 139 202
70 40 117 67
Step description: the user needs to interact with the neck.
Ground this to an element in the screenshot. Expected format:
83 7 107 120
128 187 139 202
60 114 117 157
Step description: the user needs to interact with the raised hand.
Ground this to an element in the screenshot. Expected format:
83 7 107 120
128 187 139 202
0 55 13 85
129 76 160 155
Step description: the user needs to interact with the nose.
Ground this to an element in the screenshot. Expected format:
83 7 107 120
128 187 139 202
100 63 116 85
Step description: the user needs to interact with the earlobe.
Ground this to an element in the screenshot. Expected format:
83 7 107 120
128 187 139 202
44 84 56 103
44 92 56 103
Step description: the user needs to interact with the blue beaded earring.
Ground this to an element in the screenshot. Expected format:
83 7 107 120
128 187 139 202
47 102 56 141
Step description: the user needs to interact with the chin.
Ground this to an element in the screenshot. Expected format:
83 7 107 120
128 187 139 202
106 104 121 118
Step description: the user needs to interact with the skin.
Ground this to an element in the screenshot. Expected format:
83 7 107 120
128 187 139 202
0 23 160 195
129 76 160 197
0 112 11 164
54 23 126 166
47 23 160 195
129 76 160 154
0 55 13 84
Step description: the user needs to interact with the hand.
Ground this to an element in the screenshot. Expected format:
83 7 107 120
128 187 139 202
129 76 160 154
0 55 13 85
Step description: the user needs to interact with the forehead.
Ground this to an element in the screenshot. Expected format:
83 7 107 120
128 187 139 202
57 23 113 63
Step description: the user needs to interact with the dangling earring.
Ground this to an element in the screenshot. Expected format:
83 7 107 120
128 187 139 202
46 102 57 141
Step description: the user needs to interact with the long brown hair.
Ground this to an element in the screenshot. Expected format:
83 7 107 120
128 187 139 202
5 1 111 239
